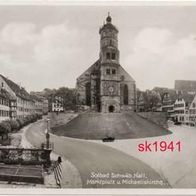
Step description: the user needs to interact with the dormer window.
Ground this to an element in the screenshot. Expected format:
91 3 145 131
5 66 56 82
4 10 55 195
112 53 116 60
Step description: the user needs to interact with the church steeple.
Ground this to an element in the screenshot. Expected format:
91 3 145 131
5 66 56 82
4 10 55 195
99 13 119 64
76 14 136 113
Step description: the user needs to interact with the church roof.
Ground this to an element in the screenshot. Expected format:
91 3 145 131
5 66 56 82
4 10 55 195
76 60 100 81
119 65 135 82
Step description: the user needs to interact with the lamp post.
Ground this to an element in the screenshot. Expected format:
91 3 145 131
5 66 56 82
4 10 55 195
46 118 50 149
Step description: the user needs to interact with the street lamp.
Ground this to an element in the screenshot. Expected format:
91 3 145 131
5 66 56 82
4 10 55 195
46 118 50 149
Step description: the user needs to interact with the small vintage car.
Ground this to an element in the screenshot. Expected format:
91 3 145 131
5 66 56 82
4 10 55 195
102 136 115 142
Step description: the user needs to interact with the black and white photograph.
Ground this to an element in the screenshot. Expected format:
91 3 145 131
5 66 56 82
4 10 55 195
0 1 196 195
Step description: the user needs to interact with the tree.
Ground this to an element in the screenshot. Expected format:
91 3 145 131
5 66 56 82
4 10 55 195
43 87 77 111
146 91 162 111
56 87 76 110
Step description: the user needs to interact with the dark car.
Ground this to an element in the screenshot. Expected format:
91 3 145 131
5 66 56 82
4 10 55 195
102 136 115 142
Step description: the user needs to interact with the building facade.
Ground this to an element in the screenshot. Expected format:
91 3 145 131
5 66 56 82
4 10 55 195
76 14 136 113
162 92 174 115
189 95 196 126
51 96 64 112
30 92 49 115
0 74 47 121
0 89 10 122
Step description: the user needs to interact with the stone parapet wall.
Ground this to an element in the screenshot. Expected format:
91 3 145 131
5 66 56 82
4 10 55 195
137 112 168 129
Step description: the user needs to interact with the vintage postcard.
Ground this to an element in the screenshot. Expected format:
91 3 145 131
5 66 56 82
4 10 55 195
0 0 195 195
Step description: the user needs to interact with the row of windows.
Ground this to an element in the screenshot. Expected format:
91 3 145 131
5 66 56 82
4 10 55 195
179 116 184 121
0 98 9 106
102 39 117 48
17 115 25 119
178 116 196 122
53 108 64 112
17 98 36 106
106 52 116 60
190 109 196 114
106 68 116 75
102 31 117 39
190 116 196 121
53 103 63 108
174 103 184 108
17 107 34 113
175 110 184 114
0 110 9 117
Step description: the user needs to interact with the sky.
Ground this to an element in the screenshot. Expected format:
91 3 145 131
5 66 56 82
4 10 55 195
0 4 196 91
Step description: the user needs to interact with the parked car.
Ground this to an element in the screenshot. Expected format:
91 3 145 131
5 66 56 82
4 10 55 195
102 136 115 142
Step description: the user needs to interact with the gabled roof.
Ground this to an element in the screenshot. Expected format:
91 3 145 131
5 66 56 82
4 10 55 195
0 88 15 100
0 89 9 100
0 74 32 101
179 91 195 103
77 59 135 84
30 94 43 102
153 87 178 102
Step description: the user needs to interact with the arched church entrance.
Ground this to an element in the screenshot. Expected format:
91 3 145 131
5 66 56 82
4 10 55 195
108 105 115 113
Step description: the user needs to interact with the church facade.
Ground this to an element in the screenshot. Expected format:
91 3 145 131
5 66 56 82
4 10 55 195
76 15 136 113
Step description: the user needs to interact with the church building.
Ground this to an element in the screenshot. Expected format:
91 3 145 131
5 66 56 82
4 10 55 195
76 14 136 113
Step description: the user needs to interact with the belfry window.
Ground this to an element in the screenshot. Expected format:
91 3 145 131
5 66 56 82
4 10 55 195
106 69 110 75
112 69 116 74
112 53 116 60
106 52 110 59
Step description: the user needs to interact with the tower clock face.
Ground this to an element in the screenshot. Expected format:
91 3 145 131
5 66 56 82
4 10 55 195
108 86 114 93
102 81 118 95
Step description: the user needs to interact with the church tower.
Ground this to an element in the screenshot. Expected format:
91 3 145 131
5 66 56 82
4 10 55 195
99 13 121 113
76 14 136 113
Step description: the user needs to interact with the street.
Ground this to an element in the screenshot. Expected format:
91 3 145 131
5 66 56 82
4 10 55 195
25 120 170 188
95 124 196 188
